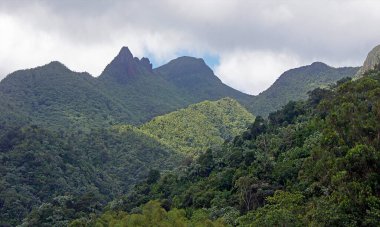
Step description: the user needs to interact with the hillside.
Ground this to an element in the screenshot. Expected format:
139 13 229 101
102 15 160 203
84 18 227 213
78 68 380 227
138 98 255 155
0 61 131 130
0 125 182 226
250 62 359 116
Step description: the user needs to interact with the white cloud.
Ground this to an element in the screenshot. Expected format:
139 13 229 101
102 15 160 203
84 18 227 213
215 50 301 95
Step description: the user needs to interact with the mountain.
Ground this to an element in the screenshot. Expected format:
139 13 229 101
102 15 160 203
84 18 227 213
99 48 253 124
355 44 380 77
0 47 254 128
155 56 252 104
98 47 193 124
0 125 182 226
138 98 255 155
250 62 359 117
0 46 358 128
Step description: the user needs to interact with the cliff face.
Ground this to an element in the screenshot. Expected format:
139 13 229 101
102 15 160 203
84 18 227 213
356 44 380 77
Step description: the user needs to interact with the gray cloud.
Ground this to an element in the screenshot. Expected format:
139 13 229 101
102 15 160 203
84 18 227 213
0 0 379 94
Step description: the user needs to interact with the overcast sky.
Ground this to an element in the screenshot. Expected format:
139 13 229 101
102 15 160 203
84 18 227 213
0 0 379 95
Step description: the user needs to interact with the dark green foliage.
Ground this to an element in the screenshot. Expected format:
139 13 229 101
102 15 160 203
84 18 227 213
0 62 131 130
0 125 182 226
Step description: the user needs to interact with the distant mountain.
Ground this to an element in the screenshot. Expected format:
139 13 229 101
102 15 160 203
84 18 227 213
98 47 192 124
138 98 255 155
155 56 252 104
250 62 359 117
355 44 380 77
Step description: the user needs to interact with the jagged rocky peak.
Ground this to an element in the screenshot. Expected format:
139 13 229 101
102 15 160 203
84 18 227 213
114 47 152 71
140 57 153 72
356 44 380 77
114 46 135 64
100 46 153 81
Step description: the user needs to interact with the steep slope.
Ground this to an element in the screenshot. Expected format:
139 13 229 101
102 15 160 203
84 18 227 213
0 61 131 129
139 98 255 155
355 44 380 77
250 62 359 116
0 125 182 226
155 56 252 105
98 47 193 124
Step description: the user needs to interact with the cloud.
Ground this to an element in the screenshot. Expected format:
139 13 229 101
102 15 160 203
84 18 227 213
0 0 380 94
215 50 301 95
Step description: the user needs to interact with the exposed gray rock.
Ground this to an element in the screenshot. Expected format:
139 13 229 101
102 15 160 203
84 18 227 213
356 44 380 77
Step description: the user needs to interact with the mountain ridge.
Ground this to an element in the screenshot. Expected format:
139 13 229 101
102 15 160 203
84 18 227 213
0 46 359 127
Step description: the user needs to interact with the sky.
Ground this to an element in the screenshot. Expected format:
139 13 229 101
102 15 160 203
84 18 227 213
0 0 380 95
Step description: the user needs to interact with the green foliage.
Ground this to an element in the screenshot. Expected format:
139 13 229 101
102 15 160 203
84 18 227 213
70 201 225 227
238 191 305 226
139 98 255 155
0 125 182 226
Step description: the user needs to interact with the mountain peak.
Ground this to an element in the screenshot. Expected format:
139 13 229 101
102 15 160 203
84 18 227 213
100 46 153 82
310 61 328 67
308 62 331 71
115 46 134 64
155 56 213 77
34 61 71 73
356 44 380 77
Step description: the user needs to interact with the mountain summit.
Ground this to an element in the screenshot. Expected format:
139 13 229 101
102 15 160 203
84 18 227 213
100 47 153 83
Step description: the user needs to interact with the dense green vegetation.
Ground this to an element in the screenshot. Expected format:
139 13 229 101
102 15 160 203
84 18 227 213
0 61 132 130
250 62 359 117
138 98 255 155
69 200 225 226
0 125 182 226
70 69 380 226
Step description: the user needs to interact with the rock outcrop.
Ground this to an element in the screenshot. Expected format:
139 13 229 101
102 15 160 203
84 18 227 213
356 44 380 77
